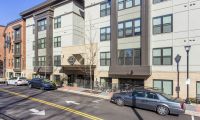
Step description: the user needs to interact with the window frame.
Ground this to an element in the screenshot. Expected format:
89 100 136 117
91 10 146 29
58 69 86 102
100 26 111 41
54 16 61 29
100 52 111 66
100 2 111 17
54 55 61 66
118 0 141 11
38 38 46 49
153 79 173 95
153 47 172 65
37 19 47 32
38 56 46 66
153 14 173 34
54 36 61 48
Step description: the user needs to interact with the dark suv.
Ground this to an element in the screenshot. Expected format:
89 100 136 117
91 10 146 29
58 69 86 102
111 89 185 116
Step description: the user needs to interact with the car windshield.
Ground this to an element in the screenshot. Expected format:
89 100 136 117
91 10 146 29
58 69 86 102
20 77 26 79
42 79 51 84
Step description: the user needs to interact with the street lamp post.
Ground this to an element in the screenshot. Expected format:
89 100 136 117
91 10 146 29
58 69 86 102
175 54 181 98
185 45 191 104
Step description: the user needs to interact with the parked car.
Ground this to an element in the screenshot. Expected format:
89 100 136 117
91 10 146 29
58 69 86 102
0 78 6 84
111 89 185 116
7 77 28 86
28 78 57 90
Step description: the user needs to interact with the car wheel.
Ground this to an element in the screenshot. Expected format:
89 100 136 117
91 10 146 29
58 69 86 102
115 98 124 106
28 84 32 88
157 105 169 116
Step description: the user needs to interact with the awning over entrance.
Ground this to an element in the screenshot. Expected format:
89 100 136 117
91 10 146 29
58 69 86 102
61 65 96 74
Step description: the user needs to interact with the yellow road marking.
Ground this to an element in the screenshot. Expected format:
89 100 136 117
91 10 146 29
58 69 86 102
0 88 103 120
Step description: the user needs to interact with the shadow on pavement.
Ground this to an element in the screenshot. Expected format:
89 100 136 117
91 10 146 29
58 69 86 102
131 107 143 120
0 90 47 120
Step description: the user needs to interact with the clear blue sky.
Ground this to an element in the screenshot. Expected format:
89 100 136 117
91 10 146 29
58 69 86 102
0 0 46 26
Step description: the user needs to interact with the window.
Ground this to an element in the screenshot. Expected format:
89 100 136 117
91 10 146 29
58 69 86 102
15 29 20 39
54 55 61 66
38 56 46 66
197 82 200 96
146 92 159 99
153 14 172 34
118 49 140 65
38 38 46 49
118 0 140 10
118 19 141 38
33 25 35 34
100 27 110 41
100 2 110 17
118 23 124 38
100 52 110 66
54 36 61 48
33 41 35 50
153 47 172 65
15 58 20 68
134 19 141 35
100 77 112 89
153 0 167 4
15 44 20 54
125 21 133 36
153 80 173 95
38 19 47 31
118 49 133 65
33 57 35 67
133 91 145 97
54 16 61 29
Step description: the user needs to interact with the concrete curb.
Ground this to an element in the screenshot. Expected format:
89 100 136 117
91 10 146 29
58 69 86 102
57 88 111 100
185 110 200 117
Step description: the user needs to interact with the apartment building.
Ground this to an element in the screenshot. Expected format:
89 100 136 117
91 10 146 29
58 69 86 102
3 19 26 79
20 0 200 99
21 0 85 81
0 25 5 77
85 0 200 99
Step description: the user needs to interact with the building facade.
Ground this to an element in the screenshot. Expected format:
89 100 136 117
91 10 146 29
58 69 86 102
0 25 5 77
3 19 26 79
21 0 200 99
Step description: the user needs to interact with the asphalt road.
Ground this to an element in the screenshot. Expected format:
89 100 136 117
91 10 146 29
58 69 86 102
0 84 199 120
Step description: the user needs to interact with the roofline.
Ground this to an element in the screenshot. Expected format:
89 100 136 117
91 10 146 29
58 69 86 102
0 25 5 27
7 18 23 26
20 0 84 17
20 0 63 17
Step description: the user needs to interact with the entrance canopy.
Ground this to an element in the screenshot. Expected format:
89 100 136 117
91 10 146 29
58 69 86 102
61 65 96 74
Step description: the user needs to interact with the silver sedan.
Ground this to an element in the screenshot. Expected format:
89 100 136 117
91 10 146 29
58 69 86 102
111 89 185 116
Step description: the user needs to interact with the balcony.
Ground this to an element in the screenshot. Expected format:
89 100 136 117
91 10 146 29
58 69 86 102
14 36 21 43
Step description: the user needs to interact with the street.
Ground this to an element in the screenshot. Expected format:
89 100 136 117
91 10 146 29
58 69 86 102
0 85 199 120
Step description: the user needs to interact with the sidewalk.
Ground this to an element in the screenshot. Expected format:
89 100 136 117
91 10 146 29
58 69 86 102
185 104 200 117
57 86 113 100
57 86 200 117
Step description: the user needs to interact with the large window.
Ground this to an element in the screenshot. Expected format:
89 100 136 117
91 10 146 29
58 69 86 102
100 2 110 17
153 14 172 34
54 16 61 29
15 58 20 68
100 27 110 41
153 80 173 95
54 55 61 66
38 38 46 49
15 44 20 54
118 0 141 10
125 21 133 37
197 82 200 96
38 19 47 32
15 29 20 39
118 49 141 65
100 77 112 89
100 52 110 66
38 56 46 66
153 47 172 65
118 19 141 38
153 0 167 4
54 36 61 48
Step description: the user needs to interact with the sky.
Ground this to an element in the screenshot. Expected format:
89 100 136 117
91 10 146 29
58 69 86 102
0 0 46 26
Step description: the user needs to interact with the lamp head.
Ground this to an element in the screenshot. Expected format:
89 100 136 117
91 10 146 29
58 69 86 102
184 45 191 52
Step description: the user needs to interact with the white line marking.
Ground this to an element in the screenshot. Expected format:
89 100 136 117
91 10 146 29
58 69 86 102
66 101 80 105
29 109 46 116
191 115 194 120
92 99 104 103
